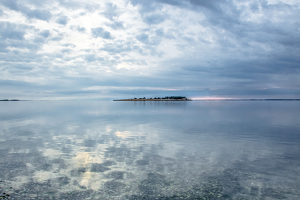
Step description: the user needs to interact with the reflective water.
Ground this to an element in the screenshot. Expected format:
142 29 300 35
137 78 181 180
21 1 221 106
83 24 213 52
0 101 300 199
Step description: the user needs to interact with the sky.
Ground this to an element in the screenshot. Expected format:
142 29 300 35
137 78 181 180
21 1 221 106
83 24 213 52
0 0 299 100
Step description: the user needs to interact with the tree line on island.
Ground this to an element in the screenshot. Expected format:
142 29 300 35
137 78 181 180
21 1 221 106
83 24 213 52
0 99 20 101
114 96 191 101
134 96 188 100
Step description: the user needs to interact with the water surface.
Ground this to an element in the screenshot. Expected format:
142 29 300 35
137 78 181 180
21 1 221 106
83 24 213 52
0 101 300 199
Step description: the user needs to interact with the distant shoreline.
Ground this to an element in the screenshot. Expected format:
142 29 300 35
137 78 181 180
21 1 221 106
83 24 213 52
114 98 300 101
0 99 22 101
113 99 192 101
114 96 191 101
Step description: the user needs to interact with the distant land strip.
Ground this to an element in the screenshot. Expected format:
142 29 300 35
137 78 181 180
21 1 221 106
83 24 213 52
0 99 21 101
114 96 191 101
114 99 192 101
114 98 300 101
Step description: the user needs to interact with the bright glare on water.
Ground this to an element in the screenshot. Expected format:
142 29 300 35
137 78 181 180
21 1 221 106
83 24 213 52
0 101 300 199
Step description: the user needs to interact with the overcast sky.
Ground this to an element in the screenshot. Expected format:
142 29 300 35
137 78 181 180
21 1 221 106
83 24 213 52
0 0 299 100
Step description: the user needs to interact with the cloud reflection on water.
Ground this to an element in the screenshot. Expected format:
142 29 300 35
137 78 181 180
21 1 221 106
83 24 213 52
0 101 300 199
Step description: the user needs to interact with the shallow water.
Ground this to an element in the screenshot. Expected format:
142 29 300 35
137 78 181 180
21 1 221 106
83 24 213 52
0 101 300 199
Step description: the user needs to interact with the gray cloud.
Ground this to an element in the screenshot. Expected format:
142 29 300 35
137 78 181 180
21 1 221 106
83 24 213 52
39 30 50 38
99 39 142 55
0 0 52 21
83 54 105 63
91 27 112 39
26 9 52 21
0 0 22 11
85 54 97 62
62 43 76 48
136 33 148 43
77 27 86 32
60 48 73 54
109 21 124 30
0 22 26 40
143 13 166 24
136 32 161 46
57 0 100 11
155 28 175 39
56 15 69 25
70 26 86 32
101 3 118 21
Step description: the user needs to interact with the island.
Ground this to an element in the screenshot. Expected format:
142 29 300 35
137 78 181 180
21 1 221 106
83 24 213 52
113 96 192 101
0 99 21 101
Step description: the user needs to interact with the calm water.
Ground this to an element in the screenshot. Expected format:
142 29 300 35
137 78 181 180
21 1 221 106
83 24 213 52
0 101 300 199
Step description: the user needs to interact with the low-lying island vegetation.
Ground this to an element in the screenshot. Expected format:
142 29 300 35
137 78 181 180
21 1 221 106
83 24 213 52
0 99 20 101
113 96 192 101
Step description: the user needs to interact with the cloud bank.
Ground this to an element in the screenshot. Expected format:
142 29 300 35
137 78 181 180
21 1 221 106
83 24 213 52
0 0 299 100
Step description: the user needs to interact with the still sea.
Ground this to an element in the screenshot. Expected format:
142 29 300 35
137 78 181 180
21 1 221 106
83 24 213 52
0 101 300 199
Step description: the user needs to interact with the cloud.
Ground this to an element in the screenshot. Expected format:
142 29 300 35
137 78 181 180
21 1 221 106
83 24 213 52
155 28 175 39
0 0 52 21
187 0 230 12
109 21 124 30
85 54 97 62
91 27 112 39
0 0 22 11
62 43 76 48
101 2 118 21
83 54 105 63
136 33 149 43
57 0 100 12
39 30 50 38
143 13 166 24
101 41 134 53
0 22 26 40
56 15 69 25
26 9 52 21
70 26 86 32
77 27 86 32
136 32 161 45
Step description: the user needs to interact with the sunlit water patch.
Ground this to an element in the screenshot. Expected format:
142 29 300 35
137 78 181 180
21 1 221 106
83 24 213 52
0 101 300 199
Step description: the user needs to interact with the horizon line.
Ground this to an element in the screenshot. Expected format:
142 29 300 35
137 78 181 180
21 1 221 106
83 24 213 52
192 98 300 101
1 98 300 101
